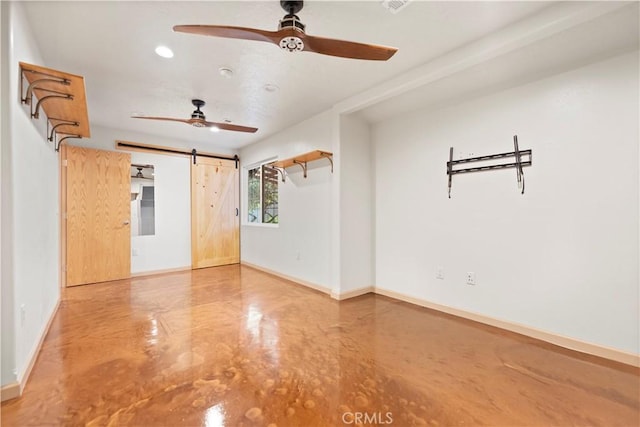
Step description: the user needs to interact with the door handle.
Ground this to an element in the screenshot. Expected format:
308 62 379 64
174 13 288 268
123 220 130 225
235 208 239 217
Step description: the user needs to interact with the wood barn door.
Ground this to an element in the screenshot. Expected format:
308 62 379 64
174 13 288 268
191 157 239 269
64 145 131 286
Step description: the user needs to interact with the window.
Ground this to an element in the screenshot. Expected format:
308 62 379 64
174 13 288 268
247 161 278 224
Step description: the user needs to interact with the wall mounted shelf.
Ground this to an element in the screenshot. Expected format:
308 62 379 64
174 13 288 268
447 135 532 198
268 150 333 182
20 62 90 151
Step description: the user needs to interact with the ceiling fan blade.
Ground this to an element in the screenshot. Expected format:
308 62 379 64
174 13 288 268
131 116 192 125
173 25 281 45
301 33 397 61
203 120 258 133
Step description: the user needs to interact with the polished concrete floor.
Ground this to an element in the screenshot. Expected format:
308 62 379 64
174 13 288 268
2 265 639 426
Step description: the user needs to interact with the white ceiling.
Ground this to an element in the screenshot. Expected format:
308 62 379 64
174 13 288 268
357 2 640 123
22 0 555 151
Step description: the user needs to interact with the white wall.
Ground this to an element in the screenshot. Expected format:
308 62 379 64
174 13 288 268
129 150 190 273
0 0 15 387
240 110 335 290
338 115 373 293
1 1 60 386
70 125 195 274
373 51 639 354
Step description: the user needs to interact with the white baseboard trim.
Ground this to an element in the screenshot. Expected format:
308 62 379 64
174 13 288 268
241 262 333 296
375 287 640 368
130 266 191 278
331 286 375 300
1 297 61 402
239 263 638 367
0 382 20 402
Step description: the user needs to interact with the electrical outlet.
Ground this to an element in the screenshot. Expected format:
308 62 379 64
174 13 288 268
466 272 476 285
132 248 139 256
296 252 301 261
436 267 444 280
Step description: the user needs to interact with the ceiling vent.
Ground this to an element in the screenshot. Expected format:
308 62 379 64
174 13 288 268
380 0 412 14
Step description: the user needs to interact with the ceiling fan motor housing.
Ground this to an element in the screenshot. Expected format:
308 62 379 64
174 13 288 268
191 110 206 120
191 99 207 125
279 15 305 51
278 0 306 52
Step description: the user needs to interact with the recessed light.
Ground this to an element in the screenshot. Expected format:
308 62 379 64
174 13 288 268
210 126 220 133
218 67 234 78
155 45 174 59
264 83 279 93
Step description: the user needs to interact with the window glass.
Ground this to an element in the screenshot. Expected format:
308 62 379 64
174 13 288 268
247 166 261 223
246 161 279 225
262 165 278 224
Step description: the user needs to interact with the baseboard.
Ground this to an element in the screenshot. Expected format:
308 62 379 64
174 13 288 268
18 298 61 393
0 382 20 402
241 262 333 296
374 287 640 368
331 286 375 300
238 263 638 367
130 266 191 278
1 297 61 402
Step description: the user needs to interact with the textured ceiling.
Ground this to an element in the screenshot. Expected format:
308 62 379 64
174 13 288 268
22 1 554 151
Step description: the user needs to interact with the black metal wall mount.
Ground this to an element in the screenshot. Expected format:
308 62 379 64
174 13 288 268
446 135 532 198
190 149 239 168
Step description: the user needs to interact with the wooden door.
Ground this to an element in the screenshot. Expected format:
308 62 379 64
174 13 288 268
65 145 131 286
191 157 239 268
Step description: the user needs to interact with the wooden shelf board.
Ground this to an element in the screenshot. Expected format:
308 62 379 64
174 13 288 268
20 62 91 138
271 150 332 169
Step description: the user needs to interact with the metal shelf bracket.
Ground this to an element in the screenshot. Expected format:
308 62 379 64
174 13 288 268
47 118 79 142
21 69 70 105
320 151 334 173
31 89 73 119
292 159 308 178
55 134 82 152
266 164 287 182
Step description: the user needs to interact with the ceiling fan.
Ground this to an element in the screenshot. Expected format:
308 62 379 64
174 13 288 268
173 0 397 61
131 99 258 133
131 165 153 180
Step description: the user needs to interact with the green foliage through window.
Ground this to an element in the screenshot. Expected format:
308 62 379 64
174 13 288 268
247 162 278 224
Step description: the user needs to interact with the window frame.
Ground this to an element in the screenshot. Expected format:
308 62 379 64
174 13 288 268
244 158 279 228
